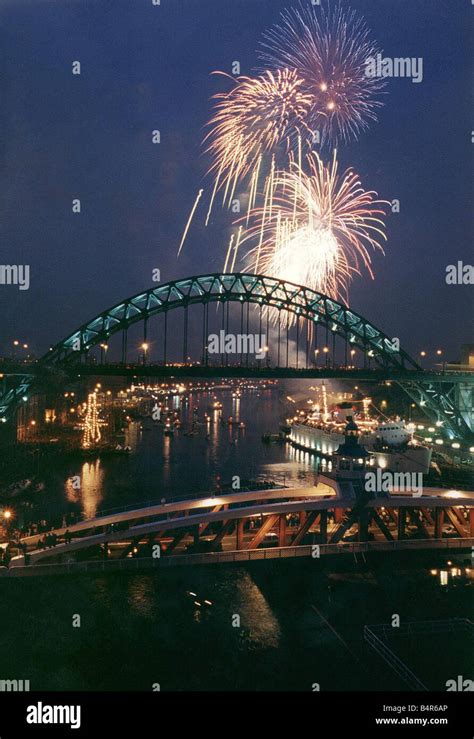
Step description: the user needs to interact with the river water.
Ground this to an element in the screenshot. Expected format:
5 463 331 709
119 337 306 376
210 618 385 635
1 388 472 691
17 387 320 527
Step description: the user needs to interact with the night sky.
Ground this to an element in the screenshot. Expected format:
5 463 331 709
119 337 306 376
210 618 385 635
0 0 472 362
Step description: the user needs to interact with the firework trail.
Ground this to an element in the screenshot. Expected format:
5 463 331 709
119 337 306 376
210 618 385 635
178 189 203 256
258 2 386 145
239 151 388 322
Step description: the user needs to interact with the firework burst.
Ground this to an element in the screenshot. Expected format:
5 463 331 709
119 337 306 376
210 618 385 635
241 151 388 315
203 68 313 218
259 2 386 144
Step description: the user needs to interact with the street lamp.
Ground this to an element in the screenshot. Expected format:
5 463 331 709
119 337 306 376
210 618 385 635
141 342 149 365
323 346 329 368
100 343 108 364
436 349 446 372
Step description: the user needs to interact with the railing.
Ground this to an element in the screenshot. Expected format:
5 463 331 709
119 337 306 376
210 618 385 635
364 617 473 691
80 479 289 521
3 537 473 578
364 625 428 691
369 618 473 639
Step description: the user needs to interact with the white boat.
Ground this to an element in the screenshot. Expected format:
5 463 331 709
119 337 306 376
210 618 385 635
289 405 432 474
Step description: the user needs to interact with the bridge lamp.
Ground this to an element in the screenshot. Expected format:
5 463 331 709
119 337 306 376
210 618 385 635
23 344 28 349
13 340 19 346
3 509 12 520
420 351 427 358
323 347 329 353
451 443 460 449
436 349 442 356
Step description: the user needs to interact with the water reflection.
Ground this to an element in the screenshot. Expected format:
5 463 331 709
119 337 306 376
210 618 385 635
37 389 315 520
125 421 140 451
65 459 104 519
235 572 280 648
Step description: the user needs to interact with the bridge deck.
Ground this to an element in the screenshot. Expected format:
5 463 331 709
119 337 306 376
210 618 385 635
17 484 335 545
8 483 474 568
3 537 474 578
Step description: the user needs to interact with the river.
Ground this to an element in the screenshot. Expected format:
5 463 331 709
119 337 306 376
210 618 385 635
0 388 471 691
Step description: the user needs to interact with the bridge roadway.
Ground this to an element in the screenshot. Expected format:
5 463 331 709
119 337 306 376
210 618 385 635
11 484 335 562
8 481 474 568
1 360 473 382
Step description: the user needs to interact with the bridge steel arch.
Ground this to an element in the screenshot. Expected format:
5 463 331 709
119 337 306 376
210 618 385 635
1 273 471 440
45 273 418 369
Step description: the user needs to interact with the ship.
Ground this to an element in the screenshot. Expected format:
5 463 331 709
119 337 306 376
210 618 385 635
289 398 432 474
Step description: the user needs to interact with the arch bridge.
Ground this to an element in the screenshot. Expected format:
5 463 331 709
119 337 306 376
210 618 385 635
0 273 472 440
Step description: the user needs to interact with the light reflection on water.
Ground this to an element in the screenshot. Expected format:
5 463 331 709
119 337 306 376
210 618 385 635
65 459 104 520
31 389 322 524
234 572 281 649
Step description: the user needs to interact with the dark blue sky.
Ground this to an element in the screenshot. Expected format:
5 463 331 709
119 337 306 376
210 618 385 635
0 0 472 361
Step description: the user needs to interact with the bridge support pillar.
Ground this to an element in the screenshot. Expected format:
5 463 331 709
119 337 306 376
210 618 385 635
434 508 444 539
397 508 406 540
358 510 369 542
334 507 344 523
236 519 244 550
278 514 287 547
320 511 327 544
